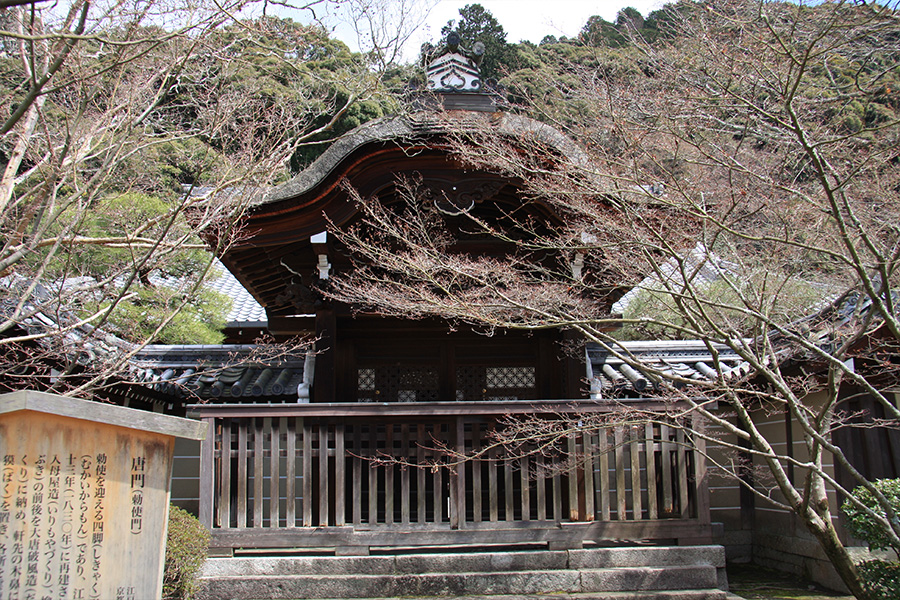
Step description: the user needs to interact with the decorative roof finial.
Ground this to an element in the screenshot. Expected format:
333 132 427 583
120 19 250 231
422 33 486 93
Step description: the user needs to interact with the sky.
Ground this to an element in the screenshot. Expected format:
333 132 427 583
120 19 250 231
316 0 668 63
411 0 665 47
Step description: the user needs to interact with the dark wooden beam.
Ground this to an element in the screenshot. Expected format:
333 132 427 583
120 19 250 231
267 316 316 335
188 399 683 419
314 309 336 403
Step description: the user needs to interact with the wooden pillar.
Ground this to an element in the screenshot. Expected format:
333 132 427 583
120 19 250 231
450 418 465 529
739 429 755 531
198 418 216 530
679 414 712 545
314 308 336 403
562 330 585 399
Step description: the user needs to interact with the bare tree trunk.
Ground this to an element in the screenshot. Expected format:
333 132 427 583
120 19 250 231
804 510 869 600
0 98 43 215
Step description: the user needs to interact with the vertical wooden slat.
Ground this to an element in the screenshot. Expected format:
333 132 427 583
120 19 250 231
451 418 465 529
471 422 482 523
198 418 215 530
439 423 448 523
677 427 690 519
887 394 900 475
385 424 394 525
353 425 363 526
237 420 248 528
660 424 674 516
693 415 711 525
218 420 232 529
615 426 627 520
270 418 281 528
645 423 658 520
369 426 378 524
400 424 410 526
568 433 579 521
319 423 330 527
536 455 546 521
552 467 562 522
417 424 426 524
302 420 313 527
599 427 610 522
434 444 443 523
286 418 297 527
504 449 514 521
583 432 595 520
253 418 265 527
630 427 643 521
520 457 530 521
335 422 345 526
488 444 499 522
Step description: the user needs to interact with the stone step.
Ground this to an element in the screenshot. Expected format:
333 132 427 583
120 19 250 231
208 592 730 600
197 546 730 600
201 546 726 577
199 565 720 600
571 545 725 569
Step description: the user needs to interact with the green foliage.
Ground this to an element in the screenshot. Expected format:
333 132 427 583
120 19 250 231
580 15 628 48
38 192 231 345
579 5 673 48
842 479 900 555
53 193 210 280
290 95 390 171
499 40 644 122
616 7 645 30
842 483 900 600
152 139 225 191
540 35 558 46
644 4 692 41
856 560 900 600
614 271 829 341
441 3 515 80
93 286 231 345
151 16 392 171
163 505 210 600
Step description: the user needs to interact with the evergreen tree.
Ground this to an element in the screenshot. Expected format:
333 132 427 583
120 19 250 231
441 3 513 80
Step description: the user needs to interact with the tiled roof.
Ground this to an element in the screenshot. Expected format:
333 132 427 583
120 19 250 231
206 260 267 325
586 340 751 398
589 290 896 399
181 187 267 325
770 289 890 356
612 243 736 315
129 344 310 402
0 274 132 363
264 112 594 206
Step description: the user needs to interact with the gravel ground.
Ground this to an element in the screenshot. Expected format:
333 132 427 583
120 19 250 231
727 563 855 600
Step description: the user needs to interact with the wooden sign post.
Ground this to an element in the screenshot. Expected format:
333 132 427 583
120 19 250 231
0 390 206 600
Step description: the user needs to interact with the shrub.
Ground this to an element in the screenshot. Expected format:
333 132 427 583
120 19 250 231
164 505 211 600
856 560 900 600
842 478 900 554
842 479 900 600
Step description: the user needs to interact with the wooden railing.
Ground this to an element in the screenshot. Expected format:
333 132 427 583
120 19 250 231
191 401 711 553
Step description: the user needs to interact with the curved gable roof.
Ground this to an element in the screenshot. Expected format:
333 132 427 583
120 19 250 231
259 110 594 211
219 110 596 319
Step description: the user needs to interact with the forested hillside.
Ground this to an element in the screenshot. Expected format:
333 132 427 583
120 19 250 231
1 0 897 385
323 4 900 595
0 6 402 352
3 2 900 592
0 0 413 395
453 0 900 340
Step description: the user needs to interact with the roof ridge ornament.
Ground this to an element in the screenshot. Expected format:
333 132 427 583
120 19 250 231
422 32 486 93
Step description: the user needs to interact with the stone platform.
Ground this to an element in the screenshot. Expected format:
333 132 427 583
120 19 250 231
198 545 731 600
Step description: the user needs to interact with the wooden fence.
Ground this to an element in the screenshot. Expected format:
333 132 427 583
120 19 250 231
192 401 711 553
